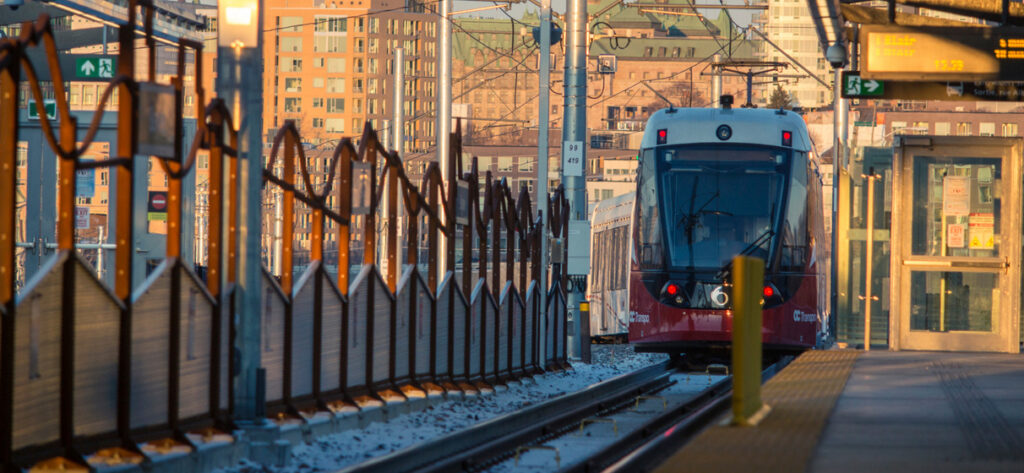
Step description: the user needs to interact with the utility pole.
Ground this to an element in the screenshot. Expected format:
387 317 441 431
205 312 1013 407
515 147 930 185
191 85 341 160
217 0 265 422
711 53 722 107
536 0 552 363
437 0 452 280
393 48 405 276
563 0 588 359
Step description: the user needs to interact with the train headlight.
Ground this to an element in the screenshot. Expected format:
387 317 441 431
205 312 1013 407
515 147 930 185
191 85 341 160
716 125 732 141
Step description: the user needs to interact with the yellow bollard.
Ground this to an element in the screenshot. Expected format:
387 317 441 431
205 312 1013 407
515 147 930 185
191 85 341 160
731 255 771 426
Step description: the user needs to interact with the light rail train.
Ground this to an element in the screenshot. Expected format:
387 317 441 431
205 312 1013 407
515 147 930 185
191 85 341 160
628 102 827 358
588 192 634 342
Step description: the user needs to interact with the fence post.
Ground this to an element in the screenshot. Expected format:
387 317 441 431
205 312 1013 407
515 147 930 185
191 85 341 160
0 44 19 470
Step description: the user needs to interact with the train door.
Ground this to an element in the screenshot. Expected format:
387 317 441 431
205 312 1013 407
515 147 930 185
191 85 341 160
891 136 1021 353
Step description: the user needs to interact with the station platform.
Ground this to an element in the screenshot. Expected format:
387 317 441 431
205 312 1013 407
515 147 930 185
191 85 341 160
654 349 1024 473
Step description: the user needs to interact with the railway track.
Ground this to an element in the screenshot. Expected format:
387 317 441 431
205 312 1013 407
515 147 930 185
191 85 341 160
339 356 791 473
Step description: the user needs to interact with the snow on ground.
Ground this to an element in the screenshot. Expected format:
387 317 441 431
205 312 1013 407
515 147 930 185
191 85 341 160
216 345 667 473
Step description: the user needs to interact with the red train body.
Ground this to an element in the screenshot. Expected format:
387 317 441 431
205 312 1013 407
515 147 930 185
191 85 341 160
628 106 827 355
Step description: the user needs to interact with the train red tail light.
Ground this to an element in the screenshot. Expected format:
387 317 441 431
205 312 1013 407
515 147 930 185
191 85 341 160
761 283 783 308
781 130 793 147
657 129 668 144
666 283 679 296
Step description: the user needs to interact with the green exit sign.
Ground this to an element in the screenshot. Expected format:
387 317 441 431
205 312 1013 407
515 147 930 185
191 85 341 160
843 72 884 97
75 56 116 79
27 99 57 120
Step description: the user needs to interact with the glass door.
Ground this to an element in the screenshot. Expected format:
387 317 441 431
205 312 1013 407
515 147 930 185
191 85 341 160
892 137 1021 353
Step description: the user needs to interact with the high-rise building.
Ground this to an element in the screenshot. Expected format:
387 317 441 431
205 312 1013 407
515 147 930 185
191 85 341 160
262 0 437 153
754 0 831 108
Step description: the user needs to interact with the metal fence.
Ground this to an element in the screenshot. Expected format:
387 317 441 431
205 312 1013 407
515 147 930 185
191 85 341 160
0 4 570 470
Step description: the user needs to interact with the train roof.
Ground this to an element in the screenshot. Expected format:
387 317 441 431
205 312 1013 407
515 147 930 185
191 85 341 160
640 107 812 152
591 192 635 230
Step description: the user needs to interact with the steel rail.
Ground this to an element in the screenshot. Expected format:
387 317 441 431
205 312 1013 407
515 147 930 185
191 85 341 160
338 360 674 473
598 356 794 473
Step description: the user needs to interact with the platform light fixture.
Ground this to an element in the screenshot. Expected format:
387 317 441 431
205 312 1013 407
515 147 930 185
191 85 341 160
218 0 258 49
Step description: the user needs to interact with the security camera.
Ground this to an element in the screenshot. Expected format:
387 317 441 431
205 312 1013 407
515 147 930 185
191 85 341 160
825 43 847 69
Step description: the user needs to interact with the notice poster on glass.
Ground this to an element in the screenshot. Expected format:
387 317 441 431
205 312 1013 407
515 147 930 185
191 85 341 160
137 83 177 160
947 223 966 248
942 175 970 216
968 213 995 249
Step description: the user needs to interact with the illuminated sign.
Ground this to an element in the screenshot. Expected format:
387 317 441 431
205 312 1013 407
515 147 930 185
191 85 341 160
860 25 1024 81
841 70 1024 102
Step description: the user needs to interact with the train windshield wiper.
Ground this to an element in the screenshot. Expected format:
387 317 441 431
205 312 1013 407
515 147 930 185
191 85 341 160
715 228 774 281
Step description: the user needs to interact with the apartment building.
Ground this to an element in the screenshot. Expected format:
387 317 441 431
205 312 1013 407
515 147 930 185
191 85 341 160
263 0 437 153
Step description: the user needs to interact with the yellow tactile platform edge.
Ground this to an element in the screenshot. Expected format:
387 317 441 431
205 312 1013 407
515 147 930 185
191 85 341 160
654 350 860 473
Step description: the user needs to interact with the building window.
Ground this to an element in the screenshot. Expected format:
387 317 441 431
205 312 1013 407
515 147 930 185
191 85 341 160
69 84 81 106
498 156 514 172
327 58 345 73
1002 123 1018 137
935 122 950 135
326 98 345 113
82 84 95 106
280 37 302 52
326 78 345 93
980 122 995 136
325 118 344 132
281 59 302 72
313 78 324 88
314 15 347 33
285 78 301 93
315 35 346 53
313 118 324 128
312 98 323 108
353 79 363 93
278 16 303 32
956 122 971 136
284 97 301 113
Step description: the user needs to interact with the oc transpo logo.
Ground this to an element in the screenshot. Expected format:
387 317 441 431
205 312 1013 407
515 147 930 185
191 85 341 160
793 310 816 323
629 311 651 324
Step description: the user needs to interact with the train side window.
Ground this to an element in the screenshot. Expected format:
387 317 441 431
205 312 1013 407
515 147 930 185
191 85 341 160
638 148 664 269
781 152 809 270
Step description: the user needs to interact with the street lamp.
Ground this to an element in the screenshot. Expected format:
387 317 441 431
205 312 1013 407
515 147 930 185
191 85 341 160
217 0 259 50
216 0 264 423
827 41 847 347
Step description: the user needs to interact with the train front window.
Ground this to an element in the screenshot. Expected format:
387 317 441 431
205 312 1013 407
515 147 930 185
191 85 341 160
656 146 788 270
